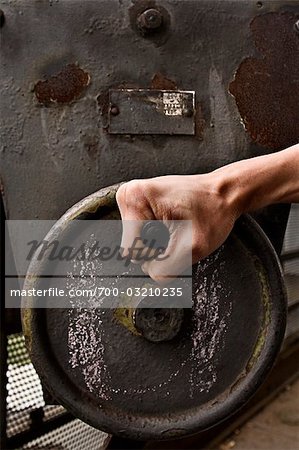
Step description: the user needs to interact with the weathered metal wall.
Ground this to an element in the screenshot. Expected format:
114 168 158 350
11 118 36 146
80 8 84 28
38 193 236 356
0 0 298 250
1 2 298 444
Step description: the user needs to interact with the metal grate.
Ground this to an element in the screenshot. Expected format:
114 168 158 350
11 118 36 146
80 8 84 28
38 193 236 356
43 405 66 422
6 334 44 437
284 259 299 276
22 418 111 450
282 204 299 309
5 333 110 449
282 204 299 254
282 204 299 347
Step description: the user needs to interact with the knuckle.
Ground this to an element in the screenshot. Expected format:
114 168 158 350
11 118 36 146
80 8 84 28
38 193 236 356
151 275 168 285
120 180 148 211
117 179 156 216
116 183 127 206
147 266 167 285
148 272 161 283
141 262 149 275
116 180 144 208
126 179 144 198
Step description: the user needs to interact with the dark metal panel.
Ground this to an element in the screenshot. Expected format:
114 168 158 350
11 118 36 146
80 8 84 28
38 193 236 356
109 89 195 135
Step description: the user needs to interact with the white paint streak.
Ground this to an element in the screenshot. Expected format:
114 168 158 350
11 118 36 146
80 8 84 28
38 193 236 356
209 65 235 154
40 109 62 171
189 248 232 397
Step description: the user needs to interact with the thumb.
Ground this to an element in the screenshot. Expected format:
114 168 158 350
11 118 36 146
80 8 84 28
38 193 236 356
142 220 193 283
116 182 153 258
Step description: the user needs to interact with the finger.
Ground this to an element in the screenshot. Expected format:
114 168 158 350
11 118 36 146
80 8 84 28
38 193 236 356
130 246 163 263
116 182 154 258
119 219 145 258
121 224 166 261
144 221 193 283
141 261 149 275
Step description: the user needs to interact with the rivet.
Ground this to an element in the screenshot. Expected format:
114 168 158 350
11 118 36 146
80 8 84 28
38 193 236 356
295 20 299 34
110 105 120 116
182 108 194 118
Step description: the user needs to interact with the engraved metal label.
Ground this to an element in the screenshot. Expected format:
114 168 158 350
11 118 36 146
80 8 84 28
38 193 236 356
163 92 190 116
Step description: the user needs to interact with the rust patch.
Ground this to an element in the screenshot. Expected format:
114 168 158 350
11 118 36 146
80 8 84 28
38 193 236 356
34 64 90 105
229 12 299 149
150 72 177 90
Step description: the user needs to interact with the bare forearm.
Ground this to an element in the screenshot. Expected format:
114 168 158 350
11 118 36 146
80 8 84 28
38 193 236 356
117 143 299 277
212 144 299 215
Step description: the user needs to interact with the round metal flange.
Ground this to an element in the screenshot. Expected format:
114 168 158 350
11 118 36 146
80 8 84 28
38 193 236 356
134 299 184 343
22 183 287 440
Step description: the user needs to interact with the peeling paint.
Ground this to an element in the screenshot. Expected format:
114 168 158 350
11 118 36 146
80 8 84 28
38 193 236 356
195 102 205 139
246 253 271 371
229 12 299 149
150 72 177 90
34 64 90 106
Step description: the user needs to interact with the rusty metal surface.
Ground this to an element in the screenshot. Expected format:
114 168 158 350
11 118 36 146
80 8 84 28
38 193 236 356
34 64 90 106
108 89 195 135
229 11 299 150
21 186 287 440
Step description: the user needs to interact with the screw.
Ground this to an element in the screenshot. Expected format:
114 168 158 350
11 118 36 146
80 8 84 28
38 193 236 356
182 108 194 118
110 105 119 116
0 10 5 28
137 8 163 32
295 20 299 34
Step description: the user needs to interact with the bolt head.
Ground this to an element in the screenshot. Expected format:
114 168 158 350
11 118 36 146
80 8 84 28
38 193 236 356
137 8 163 32
110 105 119 116
182 108 194 118
295 20 299 33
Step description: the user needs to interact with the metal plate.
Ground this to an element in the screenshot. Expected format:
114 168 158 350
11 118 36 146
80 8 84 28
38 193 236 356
22 184 287 441
108 89 195 135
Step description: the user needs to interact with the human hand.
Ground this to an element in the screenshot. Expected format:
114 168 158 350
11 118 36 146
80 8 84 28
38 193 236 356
116 173 241 283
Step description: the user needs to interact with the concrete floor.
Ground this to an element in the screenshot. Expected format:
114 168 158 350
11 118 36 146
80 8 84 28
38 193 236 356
219 377 299 450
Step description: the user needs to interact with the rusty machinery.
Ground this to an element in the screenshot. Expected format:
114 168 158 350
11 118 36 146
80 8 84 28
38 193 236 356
1 0 299 443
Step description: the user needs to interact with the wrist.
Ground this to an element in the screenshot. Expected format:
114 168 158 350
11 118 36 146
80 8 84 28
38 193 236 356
210 144 299 214
191 169 246 219
208 167 247 218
